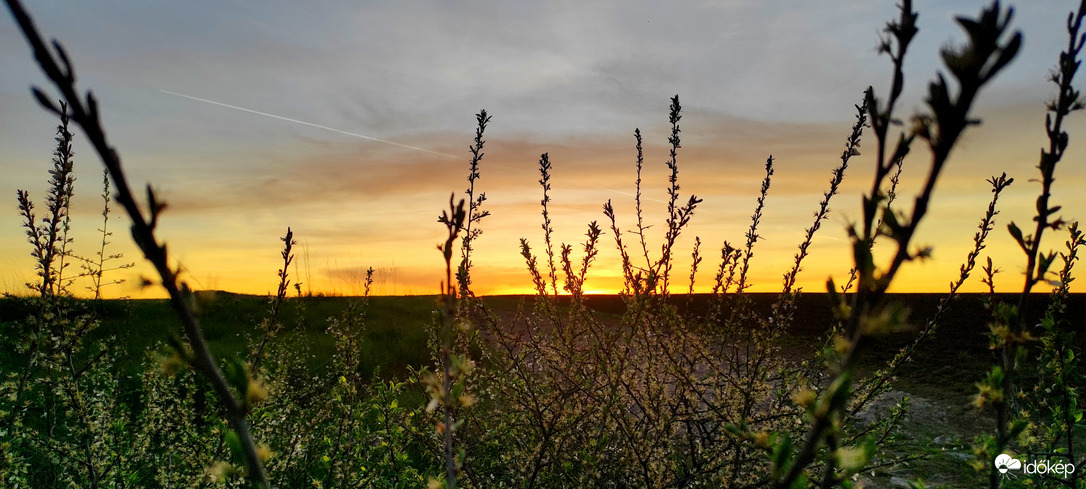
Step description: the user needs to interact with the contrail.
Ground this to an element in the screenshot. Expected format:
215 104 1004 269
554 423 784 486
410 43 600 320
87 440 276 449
160 90 667 203
160 89 457 159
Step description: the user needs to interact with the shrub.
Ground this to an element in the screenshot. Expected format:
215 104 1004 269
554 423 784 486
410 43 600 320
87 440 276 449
2 0 1081 487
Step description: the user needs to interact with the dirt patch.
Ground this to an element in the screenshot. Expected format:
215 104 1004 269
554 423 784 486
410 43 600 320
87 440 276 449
853 389 985 487
474 293 1084 486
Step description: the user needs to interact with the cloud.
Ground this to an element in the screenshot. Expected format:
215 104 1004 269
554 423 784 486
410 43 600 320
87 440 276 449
4 1 1084 297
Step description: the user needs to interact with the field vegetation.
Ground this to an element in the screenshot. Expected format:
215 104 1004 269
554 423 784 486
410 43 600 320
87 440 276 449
2 0 1085 487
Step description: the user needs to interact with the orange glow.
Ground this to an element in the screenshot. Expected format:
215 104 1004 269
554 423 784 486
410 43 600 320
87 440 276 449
3 2 1085 301
3 101 1084 300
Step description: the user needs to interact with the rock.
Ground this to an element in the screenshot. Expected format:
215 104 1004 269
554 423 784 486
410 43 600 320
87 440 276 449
890 475 914 487
933 434 958 445
946 451 973 461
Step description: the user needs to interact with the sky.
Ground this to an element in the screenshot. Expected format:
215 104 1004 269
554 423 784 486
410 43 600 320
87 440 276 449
2 0 1084 298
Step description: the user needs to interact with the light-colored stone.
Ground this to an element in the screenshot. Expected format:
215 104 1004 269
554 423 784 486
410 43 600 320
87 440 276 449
890 475 914 487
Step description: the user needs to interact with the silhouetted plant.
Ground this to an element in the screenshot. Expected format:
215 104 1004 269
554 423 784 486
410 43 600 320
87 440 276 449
16 100 75 299
852 172 1013 417
972 1 1086 487
773 0 1020 486
457 110 492 299
249 227 295 374
423 196 474 489
5 0 271 484
3 100 130 488
74 169 134 300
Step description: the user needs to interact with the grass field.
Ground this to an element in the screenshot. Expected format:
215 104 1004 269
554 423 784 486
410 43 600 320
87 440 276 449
2 289 1084 486
5 291 1079 393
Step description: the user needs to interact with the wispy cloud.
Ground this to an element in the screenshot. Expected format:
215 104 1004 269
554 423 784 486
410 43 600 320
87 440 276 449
160 89 458 159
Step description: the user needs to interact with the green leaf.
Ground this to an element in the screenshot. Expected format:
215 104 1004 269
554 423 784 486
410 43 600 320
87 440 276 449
989 32 1021 79
836 444 870 472
30 87 62 115
882 208 906 239
853 239 874 283
222 357 250 401
823 371 854 415
771 433 793 477
1038 252 1056 279
1008 222 1028 252
225 428 244 466
166 331 188 361
826 279 845 317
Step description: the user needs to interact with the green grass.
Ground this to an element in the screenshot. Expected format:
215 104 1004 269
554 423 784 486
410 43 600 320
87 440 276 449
0 293 439 381
5 291 1079 393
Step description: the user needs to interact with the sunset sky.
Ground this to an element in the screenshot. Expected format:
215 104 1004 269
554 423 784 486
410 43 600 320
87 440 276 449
2 1 1084 298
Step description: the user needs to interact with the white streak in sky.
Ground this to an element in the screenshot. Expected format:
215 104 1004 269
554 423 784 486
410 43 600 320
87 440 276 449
160 90 664 203
160 89 458 159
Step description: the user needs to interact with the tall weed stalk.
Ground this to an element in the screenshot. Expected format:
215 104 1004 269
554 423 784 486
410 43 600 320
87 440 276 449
974 1 1086 487
5 0 272 484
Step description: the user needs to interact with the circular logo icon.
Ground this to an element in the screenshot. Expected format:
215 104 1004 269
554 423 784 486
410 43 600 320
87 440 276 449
995 454 1022 474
